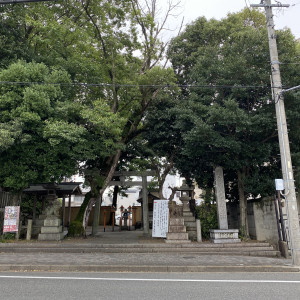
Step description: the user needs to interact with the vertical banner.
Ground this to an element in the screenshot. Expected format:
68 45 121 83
3 206 20 233
152 200 169 238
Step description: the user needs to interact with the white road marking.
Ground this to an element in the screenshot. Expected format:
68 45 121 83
0 275 299 283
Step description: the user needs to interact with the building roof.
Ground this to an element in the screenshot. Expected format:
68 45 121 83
23 182 83 197
137 191 161 203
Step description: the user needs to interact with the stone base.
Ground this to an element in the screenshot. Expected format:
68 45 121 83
41 226 63 234
166 232 189 240
210 229 241 243
44 219 61 227
38 232 64 241
278 241 289 258
166 217 191 243
38 217 64 241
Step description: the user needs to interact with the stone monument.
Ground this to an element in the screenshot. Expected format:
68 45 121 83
210 166 240 243
38 190 64 241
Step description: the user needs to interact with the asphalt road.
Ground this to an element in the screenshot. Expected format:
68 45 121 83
1 272 300 300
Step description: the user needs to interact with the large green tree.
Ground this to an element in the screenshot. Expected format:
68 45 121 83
0 61 82 191
0 60 124 195
167 9 300 236
1 1 179 232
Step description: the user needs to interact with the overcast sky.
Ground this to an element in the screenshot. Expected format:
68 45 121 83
161 0 300 39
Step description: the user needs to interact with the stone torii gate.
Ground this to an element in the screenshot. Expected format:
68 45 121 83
108 170 156 235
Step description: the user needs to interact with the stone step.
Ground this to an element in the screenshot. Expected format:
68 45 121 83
183 212 194 217
0 245 277 251
0 241 275 249
164 240 191 244
0 241 276 248
168 225 186 233
166 232 189 240
185 221 196 227
187 231 197 241
0 246 279 257
183 217 196 222
186 226 197 231
0 238 279 256
169 218 184 226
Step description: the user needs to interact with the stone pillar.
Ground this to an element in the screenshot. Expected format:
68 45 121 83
26 219 32 241
196 219 202 243
210 166 241 243
68 194 71 226
142 175 149 236
214 166 228 230
62 196 65 228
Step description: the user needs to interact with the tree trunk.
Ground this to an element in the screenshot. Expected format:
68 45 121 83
152 155 175 200
237 168 249 238
158 183 164 199
112 180 119 208
91 193 101 236
82 149 122 231
12 192 21 206
168 186 176 201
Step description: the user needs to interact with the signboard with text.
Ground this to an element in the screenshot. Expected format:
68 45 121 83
3 206 20 233
152 200 169 238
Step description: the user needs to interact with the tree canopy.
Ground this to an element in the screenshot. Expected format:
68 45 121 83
0 60 125 191
167 9 300 234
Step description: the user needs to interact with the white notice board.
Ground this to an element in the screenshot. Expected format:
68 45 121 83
152 200 169 238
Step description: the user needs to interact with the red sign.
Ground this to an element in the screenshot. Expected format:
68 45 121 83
3 206 20 233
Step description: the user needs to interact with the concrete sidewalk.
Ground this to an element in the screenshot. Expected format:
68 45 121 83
0 228 298 273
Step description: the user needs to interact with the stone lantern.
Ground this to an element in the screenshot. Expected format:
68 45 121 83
177 181 194 214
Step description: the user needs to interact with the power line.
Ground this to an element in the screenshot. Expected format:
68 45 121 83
0 80 282 89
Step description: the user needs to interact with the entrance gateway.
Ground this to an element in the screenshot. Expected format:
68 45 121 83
109 168 240 243
108 170 156 236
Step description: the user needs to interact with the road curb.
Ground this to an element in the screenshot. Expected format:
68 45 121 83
0 264 298 273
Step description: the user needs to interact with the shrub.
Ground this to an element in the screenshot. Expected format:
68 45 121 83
0 232 16 242
68 221 84 237
195 203 218 239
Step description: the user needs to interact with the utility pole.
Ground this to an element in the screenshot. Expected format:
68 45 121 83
251 0 300 265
